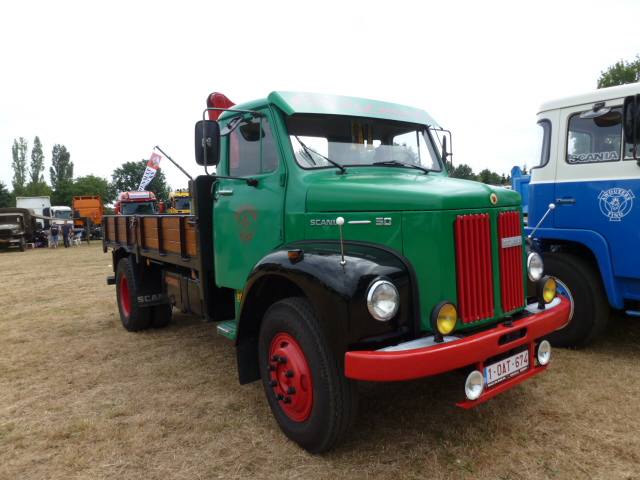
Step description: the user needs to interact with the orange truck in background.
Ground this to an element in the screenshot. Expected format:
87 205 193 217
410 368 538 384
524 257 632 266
73 195 105 239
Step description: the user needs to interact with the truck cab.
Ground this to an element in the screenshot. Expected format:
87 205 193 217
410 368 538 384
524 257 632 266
527 83 640 347
167 189 190 214
115 191 161 215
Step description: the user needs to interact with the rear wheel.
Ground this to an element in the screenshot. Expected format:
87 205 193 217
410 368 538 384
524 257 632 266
19 237 26 251
542 252 608 348
115 258 151 331
259 297 357 453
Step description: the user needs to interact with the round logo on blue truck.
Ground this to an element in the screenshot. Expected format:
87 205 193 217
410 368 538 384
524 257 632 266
598 188 635 221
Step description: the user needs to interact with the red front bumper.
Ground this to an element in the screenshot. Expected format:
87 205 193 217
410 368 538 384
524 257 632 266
344 296 570 390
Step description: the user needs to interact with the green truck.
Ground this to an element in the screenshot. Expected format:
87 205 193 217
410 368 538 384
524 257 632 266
102 91 570 452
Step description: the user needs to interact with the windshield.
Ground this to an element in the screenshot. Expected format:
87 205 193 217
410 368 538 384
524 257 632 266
122 202 155 214
0 215 23 225
54 211 73 219
285 114 442 172
174 198 190 210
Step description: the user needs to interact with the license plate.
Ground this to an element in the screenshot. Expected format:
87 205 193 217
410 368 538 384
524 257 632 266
484 350 529 388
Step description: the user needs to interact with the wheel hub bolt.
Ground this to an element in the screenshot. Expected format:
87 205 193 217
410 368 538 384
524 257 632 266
267 364 276 372
269 380 278 387
283 396 292 404
271 355 280 362
276 393 285 401
285 370 294 378
278 356 288 364
287 387 296 394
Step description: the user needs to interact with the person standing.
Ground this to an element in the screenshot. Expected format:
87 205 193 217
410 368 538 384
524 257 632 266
49 224 59 248
61 221 73 248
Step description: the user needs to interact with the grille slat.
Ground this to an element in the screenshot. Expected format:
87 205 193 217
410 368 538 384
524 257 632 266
455 210 525 325
455 214 494 323
498 211 525 313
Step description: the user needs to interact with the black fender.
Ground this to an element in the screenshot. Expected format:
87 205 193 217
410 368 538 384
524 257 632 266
235 240 420 384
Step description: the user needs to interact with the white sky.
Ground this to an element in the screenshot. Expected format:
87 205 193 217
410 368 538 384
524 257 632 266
1 0 639 192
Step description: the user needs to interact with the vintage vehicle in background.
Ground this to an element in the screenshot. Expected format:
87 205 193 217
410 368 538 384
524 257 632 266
114 191 162 215
166 189 190 214
16 196 50 230
526 83 640 347
0 208 38 251
73 195 105 239
102 91 570 452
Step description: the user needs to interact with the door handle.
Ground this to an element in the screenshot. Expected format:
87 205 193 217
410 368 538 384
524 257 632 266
218 189 234 195
556 198 576 204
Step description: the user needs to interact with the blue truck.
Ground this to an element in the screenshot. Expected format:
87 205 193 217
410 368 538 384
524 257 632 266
521 83 640 347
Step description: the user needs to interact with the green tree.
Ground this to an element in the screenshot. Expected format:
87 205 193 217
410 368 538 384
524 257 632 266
50 144 74 191
111 160 171 204
73 175 117 205
451 163 477 181
11 137 29 196
0 181 13 207
51 179 74 206
25 136 50 196
597 55 640 88
29 136 45 185
477 168 503 185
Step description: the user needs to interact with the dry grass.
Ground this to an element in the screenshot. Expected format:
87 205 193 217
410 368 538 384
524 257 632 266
1 243 640 479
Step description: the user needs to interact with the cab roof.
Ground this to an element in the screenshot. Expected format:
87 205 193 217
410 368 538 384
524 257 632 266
538 83 640 114
222 91 440 127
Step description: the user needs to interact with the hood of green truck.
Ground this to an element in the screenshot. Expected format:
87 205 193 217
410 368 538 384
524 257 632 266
305 170 521 212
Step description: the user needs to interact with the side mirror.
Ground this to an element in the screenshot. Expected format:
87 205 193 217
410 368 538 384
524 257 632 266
623 94 640 154
195 120 221 166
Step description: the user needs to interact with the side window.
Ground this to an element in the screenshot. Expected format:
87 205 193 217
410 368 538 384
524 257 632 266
566 107 622 164
229 116 280 176
533 119 551 168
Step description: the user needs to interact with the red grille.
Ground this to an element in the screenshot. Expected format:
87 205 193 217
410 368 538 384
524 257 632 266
498 211 525 313
454 214 494 323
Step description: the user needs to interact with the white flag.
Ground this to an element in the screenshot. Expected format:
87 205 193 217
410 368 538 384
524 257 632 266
138 152 162 191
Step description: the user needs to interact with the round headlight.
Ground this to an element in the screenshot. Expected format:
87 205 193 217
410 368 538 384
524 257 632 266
527 251 544 282
465 370 484 401
537 340 551 366
541 276 557 304
431 301 458 335
367 280 399 321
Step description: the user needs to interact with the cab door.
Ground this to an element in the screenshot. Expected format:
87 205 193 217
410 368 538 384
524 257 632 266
213 111 285 290
554 103 640 281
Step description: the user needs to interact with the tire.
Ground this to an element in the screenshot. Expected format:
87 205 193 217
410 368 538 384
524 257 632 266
150 303 173 328
259 297 358 453
542 252 608 348
19 237 26 252
115 258 151 332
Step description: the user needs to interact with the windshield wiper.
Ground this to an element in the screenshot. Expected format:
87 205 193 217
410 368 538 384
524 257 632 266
295 136 347 174
373 160 430 174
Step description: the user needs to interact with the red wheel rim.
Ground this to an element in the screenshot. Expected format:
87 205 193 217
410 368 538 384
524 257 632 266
119 275 130 317
269 333 313 422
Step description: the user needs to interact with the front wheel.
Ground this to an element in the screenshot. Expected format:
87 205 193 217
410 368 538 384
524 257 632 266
542 252 608 348
259 297 357 453
115 258 151 332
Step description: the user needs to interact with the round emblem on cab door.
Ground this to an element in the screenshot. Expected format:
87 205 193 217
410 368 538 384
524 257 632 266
490 193 498 205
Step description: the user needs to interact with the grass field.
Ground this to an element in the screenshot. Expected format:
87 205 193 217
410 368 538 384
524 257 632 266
1 242 639 479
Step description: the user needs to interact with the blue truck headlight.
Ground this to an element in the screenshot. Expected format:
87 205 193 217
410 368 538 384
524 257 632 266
367 280 399 321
